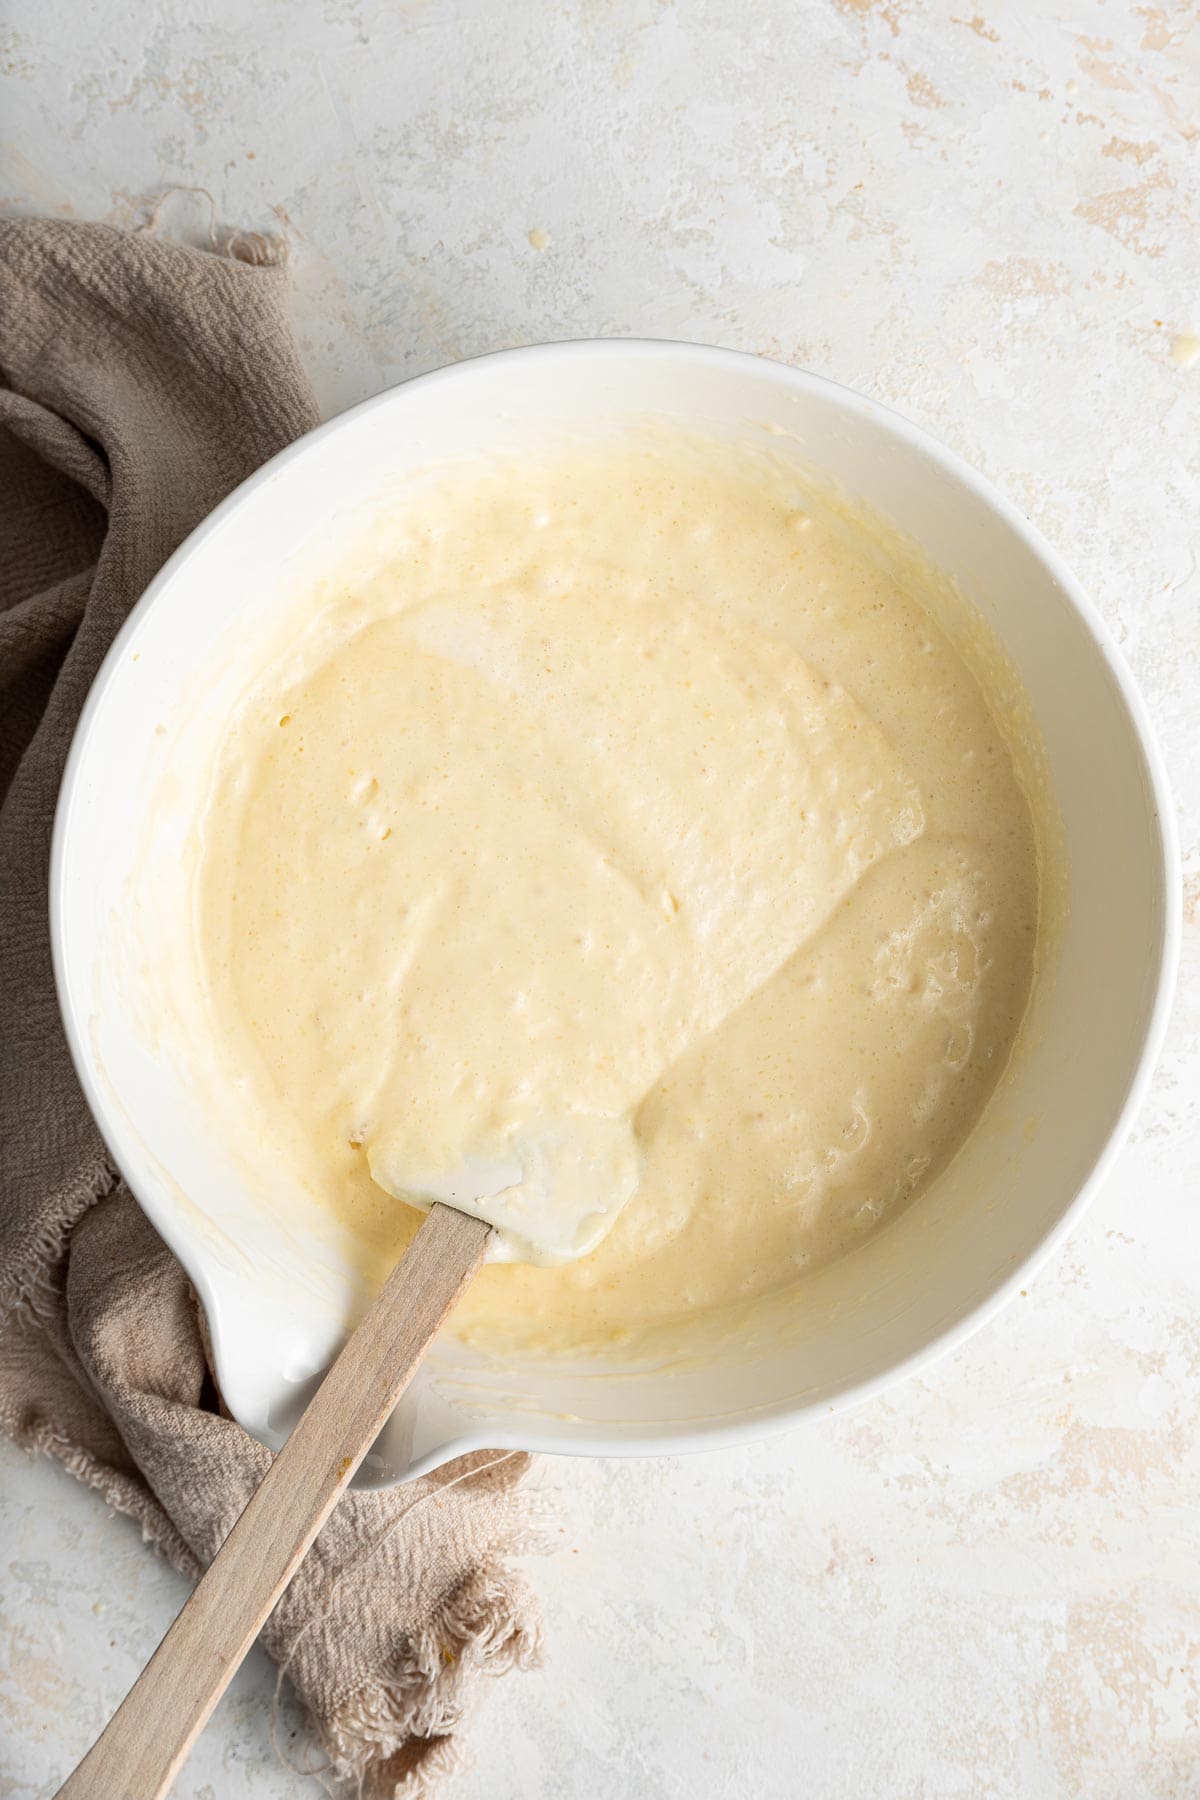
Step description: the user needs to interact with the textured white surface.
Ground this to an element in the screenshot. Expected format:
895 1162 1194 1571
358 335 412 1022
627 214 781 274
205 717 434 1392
2 2 1198 1796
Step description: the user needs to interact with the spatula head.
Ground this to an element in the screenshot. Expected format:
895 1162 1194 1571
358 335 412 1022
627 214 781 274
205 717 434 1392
367 1113 640 1265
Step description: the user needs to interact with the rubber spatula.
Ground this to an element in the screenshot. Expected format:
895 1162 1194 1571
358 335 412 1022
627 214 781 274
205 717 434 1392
55 1109 639 1799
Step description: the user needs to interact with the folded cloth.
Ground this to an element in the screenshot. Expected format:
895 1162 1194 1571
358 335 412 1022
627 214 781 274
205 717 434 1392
0 215 541 1798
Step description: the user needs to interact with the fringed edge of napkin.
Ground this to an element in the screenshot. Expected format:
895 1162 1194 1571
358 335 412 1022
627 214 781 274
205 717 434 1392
319 1559 545 1798
0 1153 118 1331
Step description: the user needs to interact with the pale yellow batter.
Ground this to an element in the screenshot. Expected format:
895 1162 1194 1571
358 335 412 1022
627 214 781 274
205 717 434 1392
195 433 1040 1355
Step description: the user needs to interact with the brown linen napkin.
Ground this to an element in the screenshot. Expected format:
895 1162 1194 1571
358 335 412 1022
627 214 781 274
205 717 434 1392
0 216 541 1797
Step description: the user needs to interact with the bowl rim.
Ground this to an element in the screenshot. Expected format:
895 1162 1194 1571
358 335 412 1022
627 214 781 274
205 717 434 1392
50 338 1183 1463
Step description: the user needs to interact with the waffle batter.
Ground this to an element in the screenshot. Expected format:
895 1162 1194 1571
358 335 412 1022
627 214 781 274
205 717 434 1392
194 434 1040 1354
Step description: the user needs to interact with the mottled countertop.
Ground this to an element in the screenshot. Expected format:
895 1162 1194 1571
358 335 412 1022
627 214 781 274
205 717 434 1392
2 2 1198 1795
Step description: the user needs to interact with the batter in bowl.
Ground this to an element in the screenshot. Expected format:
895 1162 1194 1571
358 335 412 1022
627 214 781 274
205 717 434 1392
194 432 1042 1355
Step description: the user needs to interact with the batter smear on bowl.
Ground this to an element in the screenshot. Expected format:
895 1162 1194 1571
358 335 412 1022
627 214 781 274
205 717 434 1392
194 432 1041 1354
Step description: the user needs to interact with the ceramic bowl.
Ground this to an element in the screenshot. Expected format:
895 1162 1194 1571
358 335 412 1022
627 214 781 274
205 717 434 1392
51 342 1179 1484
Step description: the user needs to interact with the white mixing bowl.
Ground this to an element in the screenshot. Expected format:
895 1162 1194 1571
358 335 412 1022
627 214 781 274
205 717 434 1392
51 343 1179 1484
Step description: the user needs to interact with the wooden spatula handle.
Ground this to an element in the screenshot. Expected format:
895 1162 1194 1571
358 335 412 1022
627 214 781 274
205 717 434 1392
55 1203 492 1800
